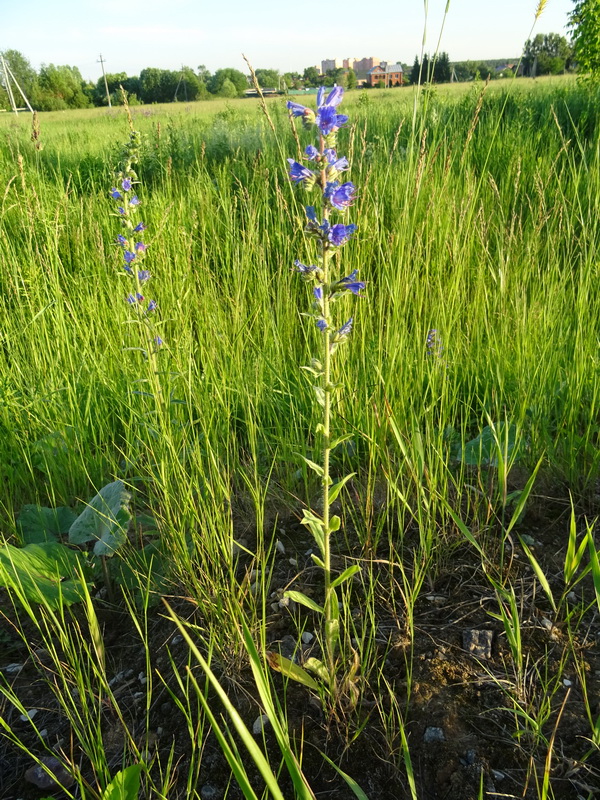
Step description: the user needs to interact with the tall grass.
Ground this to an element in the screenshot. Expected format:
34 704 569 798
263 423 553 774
0 77 599 798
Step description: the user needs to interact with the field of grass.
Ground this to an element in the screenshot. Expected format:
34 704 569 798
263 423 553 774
0 76 599 800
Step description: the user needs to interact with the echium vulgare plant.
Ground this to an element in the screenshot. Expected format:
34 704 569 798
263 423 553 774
274 87 364 703
110 115 164 405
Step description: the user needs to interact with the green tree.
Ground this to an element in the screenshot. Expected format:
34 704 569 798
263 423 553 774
218 77 237 98
0 50 38 106
410 56 420 84
36 64 91 110
570 0 600 83
302 66 320 87
346 68 357 89
523 33 571 76
254 68 280 88
208 68 247 95
174 67 201 101
433 51 451 83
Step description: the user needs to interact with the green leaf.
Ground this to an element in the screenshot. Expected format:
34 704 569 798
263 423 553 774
301 509 325 552
319 751 370 800
313 385 325 407
331 565 361 589
284 590 323 614
330 434 353 451
69 481 131 557
311 554 325 568
328 515 341 533
588 529 600 615
294 454 324 477
328 473 356 504
0 542 91 607
304 657 330 682
17 505 77 544
101 765 142 800
458 423 520 467
518 537 557 613
265 651 321 690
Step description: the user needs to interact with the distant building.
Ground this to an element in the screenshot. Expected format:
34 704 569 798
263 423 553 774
368 63 404 87
352 57 381 79
343 57 357 70
321 58 343 73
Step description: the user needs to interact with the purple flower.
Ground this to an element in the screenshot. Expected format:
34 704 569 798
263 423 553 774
126 292 144 304
426 329 442 357
138 270 150 283
305 144 319 160
129 195 140 206
287 101 310 117
338 318 353 337
118 207 126 216
294 259 317 274
305 206 318 222
124 265 133 275
288 159 315 184
325 181 356 210
316 105 348 136
116 234 127 247
313 286 323 302
133 221 146 233
328 223 357 247
124 250 136 264
135 241 147 253
319 86 344 108
110 188 122 200
147 299 157 312
327 156 349 174
122 178 132 191
338 271 365 295
316 318 328 331
154 336 163 346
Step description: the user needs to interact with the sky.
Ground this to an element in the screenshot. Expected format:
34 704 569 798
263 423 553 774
2 0 574 82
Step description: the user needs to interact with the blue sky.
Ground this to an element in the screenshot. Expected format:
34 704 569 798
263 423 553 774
2 0 574 81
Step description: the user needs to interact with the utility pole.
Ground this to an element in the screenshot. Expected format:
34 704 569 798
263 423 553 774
1 55 33 114
98 54 111 107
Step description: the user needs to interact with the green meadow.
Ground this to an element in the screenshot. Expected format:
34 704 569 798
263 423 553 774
0 77 599 799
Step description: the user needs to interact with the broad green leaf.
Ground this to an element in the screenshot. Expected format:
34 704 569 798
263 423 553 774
328 473 356 504
304 657 330 682
265 651 321 690
330 434 353 451
328 515 341 533
17 505 78 544
294 454 324 477
0 542 91 607
311 554 325 568
102 765 142 800
313 385 325 407
69 481 131 557
505 455 543 536
331 565 361 589
458 423 520 467
284 590 324 614
588 530 600 614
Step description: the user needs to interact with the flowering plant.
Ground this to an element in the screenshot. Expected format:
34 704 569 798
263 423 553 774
270 87 364 704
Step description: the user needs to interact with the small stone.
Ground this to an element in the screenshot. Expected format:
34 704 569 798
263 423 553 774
252 714 270 735
462 630 493 660
563 679 572 687
288 557 298 567
301 632 314 644
521 534 536 546
156 726 163 736
275 540 285 554
425 594 447 606
171 635 183 646
19 709 38 722
567 592 577 602
270 603 280 612
424 727 445 743
138 672 147 683
39 729 48 738
540 617 553 631
491 769 505 781
25 756 75 790
2 663 24 674
200 784 221 800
